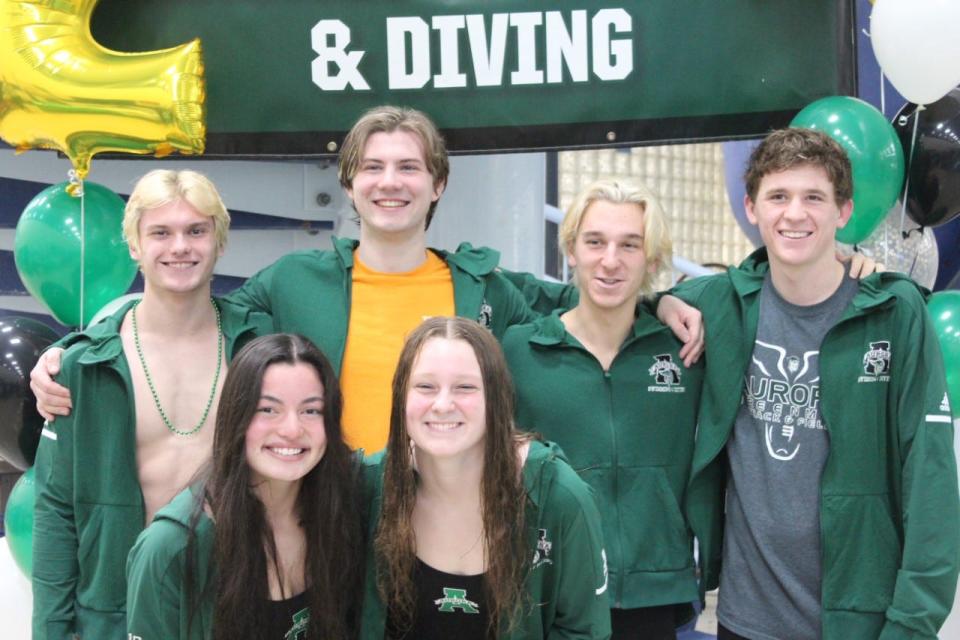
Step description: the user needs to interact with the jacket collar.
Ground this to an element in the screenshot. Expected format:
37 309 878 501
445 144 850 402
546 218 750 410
528 305 669 347
77 297 258 366
331 236 500 279
730 247 904 314
76 299 138 365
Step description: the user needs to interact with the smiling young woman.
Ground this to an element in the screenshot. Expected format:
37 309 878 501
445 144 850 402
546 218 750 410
361 316 611 640
125 334 365 639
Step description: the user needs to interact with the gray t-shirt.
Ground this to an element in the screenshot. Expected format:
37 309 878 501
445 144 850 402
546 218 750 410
717 273 858 640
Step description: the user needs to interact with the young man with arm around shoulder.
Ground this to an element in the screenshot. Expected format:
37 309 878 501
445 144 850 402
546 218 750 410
31 170 270 639
666 129 959 639
223 106 540 452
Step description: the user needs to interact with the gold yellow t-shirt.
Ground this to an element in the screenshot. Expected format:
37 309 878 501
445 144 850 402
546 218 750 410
339 251 455 452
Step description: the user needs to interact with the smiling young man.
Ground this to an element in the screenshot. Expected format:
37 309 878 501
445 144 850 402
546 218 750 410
215 106 545 452
503 180 704 639
31 170 269 640
659 128 959 639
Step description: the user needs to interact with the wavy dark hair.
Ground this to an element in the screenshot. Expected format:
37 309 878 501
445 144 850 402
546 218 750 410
375 317 530 636
185 333 363 638
744 127 853 204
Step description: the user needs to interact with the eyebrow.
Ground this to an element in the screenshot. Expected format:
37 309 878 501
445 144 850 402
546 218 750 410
581 231 644 239
259 395 325 404
361 157 425 165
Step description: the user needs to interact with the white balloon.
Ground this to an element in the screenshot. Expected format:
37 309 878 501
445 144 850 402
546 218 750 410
0 538 32 640
870 0 960 105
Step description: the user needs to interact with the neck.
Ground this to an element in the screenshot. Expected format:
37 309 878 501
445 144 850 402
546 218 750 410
768 257 845 306
254 478 302 526
415 448 484 506
134 286 216 335
357 226 428 272
562 301 635 354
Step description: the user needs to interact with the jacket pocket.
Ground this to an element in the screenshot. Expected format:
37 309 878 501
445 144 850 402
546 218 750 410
821 494 900 612
618 466 693 572
75 502 143 611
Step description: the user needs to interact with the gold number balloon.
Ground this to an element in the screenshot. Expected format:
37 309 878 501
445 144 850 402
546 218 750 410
0 0 205 181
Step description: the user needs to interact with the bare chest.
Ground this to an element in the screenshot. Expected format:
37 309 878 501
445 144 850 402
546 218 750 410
121 332 225 524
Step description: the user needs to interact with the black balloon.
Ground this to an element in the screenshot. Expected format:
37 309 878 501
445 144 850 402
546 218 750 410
893 88 960 228
0 317 60 470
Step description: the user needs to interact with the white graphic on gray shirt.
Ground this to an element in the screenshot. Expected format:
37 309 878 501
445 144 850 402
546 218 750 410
744 340 821 462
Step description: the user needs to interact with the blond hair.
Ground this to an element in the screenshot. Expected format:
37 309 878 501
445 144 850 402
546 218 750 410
558 179 672 296
123 170 230 251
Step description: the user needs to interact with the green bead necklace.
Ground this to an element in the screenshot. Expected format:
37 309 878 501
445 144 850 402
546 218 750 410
131 298 223 437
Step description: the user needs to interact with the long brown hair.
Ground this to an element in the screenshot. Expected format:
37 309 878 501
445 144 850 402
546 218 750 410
375 317 529 635
187 334 363 638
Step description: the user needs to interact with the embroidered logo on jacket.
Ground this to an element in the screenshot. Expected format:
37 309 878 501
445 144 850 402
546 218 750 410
532 528 553 568
647 354 685 393
859 340 892 382
435 588 480 614
477 299 492 328
942 393 952 414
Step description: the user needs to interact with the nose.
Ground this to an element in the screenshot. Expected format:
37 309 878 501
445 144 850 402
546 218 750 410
431 387 455 413
378 164 401 189
600 243 619 268
784 196 806 220
170 231 190 254
277 412 304 439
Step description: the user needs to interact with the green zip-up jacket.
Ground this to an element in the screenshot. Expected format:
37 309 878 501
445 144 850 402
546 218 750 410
673 249 959 640
31 298 270 640
224 237 541 371
359 440 612 639
502 308 704 612
125 487 215 640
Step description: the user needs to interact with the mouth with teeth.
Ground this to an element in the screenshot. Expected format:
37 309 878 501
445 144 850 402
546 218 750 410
265 446 306 457
424 421 462 432
779 230 812 239
374 198 409 209
161 261 199 269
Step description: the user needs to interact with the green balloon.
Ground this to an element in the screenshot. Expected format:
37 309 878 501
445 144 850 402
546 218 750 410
928 291 960 418
3 467 35 578
14 181 137 327
791 96 905 245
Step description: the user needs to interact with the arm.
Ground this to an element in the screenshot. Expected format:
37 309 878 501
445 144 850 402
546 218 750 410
126 527 188 640
221 261 279 316
655 294 704 367
879 298 959 639
499 268 579 315
548 489 612 640
31 364 78 639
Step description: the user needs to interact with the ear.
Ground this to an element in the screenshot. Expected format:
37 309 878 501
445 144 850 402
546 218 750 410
744 195 759 226
432 179 446 202
128 241 141 263
836 199 854 229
